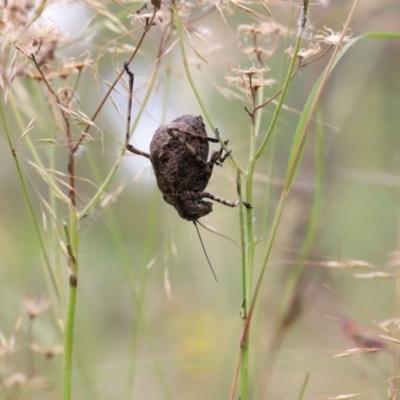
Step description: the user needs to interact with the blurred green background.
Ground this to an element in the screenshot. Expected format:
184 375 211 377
1 1 400 399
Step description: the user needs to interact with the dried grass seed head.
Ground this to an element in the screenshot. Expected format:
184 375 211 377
30 342 63 358
0 317 23 357
315 26 353 46
237 21 294 62
238 21 289 39
22 296 50 319
240 44 275 62
60 53 93 78
57 86 77 108
285 42 321 61
127 4 166 27
228 64 271 80
225 64 275 100
11 20 64 59
0 0 34 29
3 372 27 388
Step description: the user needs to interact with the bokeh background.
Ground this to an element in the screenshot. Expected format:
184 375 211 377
1 1 400 399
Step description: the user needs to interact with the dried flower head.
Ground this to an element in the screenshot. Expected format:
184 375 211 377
229 64 270 77
0 317 22 358
315 26 353 46
238 20 289 38
285 42 321 60
225 64 276 105
3 372 27 388
11 20 64 59
237 21 290 64
22 296 50 319
57 87 76 108
225 65 275 100
30 342 63 358
127 4 166 27
240 45 276 61
0 0 34 29
60 53 92 78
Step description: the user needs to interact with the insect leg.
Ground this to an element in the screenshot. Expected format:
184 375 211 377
168 127 219 143
183 191 252 209
208 131 231 169
124 63 150 159
167 126 231 171
205 148 228 179
209 143 232 169
218 142 232 164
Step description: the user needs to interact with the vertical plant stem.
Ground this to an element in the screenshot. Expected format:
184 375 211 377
298 373 310 400
62 280 77 400
240 149 256 400
238 21 304 400
237 169 247 305
62 212 79 400
27 318 34 376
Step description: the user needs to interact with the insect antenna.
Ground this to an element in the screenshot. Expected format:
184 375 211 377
195 219 239 249
193 221 218 282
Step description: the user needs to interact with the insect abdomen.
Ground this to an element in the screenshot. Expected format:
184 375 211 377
150 115 210 195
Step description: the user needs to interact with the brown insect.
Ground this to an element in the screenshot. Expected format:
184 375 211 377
123 63 251 279
124 63 251 221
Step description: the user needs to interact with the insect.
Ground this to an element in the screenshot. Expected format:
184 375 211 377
123 63 251 221
123 63 251 280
